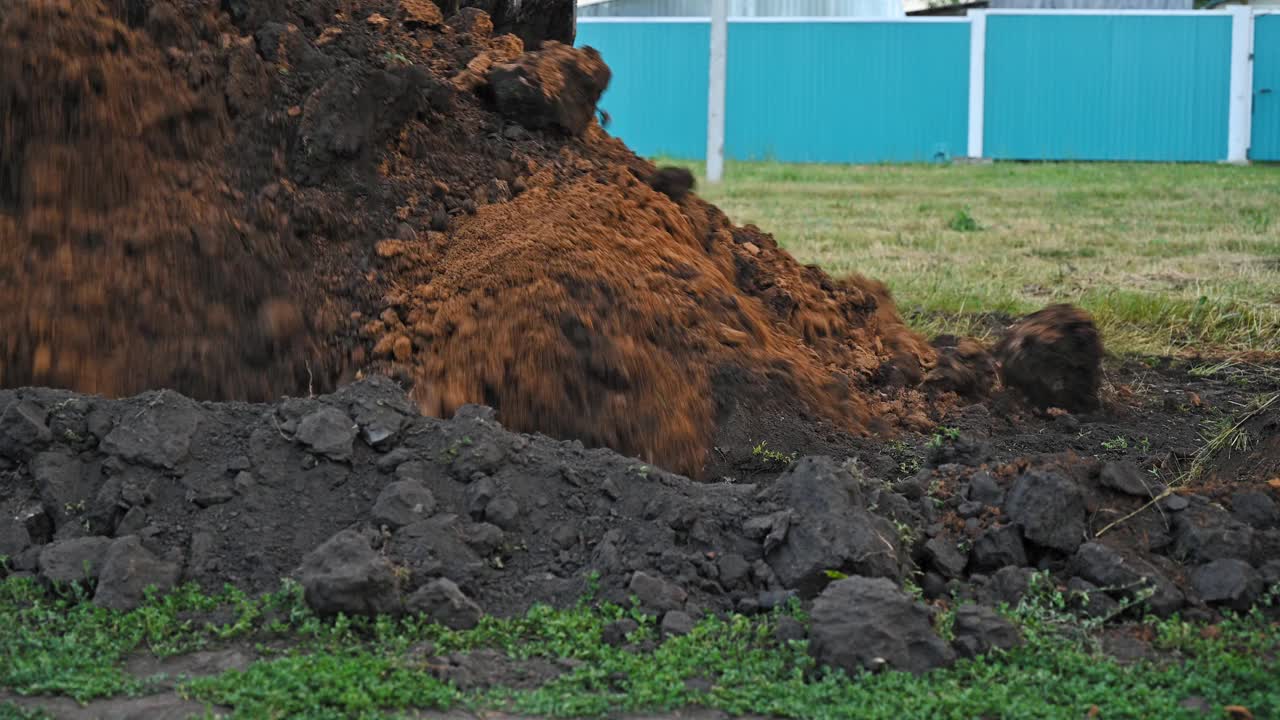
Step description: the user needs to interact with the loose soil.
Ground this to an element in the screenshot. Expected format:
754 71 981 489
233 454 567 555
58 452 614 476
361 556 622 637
2 0 939 479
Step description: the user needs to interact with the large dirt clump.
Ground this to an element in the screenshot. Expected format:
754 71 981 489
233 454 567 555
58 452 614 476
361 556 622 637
1 0 942 477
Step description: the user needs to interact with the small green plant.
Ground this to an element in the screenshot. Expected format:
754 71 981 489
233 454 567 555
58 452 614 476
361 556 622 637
927 426 961 450
751 441 797 467
1101 436 1129 451
583 571 602 602
902 574 924 601
383 51 411 65
823 569 849 581
891 519 919 548
947 207 981 232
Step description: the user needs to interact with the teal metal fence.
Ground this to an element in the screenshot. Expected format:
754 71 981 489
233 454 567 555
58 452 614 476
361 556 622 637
1252 15 1280 161
983 15 1231 162
576 20 710 160
725 21 969 163
577 13 1272 164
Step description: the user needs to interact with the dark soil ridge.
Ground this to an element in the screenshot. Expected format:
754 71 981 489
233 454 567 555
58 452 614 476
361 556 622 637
2 374 1277 628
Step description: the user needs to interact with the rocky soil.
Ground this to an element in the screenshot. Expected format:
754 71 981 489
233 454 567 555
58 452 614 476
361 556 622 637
3 353 1278 682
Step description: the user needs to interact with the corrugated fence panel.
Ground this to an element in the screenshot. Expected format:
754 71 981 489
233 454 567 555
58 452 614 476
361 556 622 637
983 14 1232 162
579 0 901 18
576 21 709 159
1252 14 1280 161
725 21 970 163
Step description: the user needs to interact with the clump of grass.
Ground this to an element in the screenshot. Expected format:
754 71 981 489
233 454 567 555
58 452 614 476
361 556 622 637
947 207 982 232
1184 393 1279 485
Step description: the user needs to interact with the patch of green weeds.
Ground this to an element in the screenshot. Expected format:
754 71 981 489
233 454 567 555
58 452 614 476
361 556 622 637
885 439 921 477
926 426 961 451
4 575 1280 719
0 704 52 720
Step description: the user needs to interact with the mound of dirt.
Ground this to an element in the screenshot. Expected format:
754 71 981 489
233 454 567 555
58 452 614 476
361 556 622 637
0 0 945 477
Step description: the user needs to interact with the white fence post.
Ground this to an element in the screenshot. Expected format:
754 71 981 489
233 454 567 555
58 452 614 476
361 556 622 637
966 11 987 160
707 0 728 183
1227 6 1254 164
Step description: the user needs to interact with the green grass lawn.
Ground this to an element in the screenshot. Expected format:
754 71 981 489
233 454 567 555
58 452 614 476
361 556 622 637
667 161 1280 355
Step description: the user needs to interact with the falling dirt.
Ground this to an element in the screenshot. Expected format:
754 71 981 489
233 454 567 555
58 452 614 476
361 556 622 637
0 0 942 477
380 176 936 476
0 0 329 401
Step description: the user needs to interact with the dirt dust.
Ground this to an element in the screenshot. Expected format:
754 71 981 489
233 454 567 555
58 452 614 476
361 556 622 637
0 0 943 478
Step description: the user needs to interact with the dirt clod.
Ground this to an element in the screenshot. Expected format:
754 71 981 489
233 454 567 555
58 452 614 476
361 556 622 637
650 166 696 202
810 576 955 675
487 41 610 135
1003 470 1087 553
94 536 181 611
997 304 1103 412
952 605 1022 658
297 529 402 617
407 577 484 630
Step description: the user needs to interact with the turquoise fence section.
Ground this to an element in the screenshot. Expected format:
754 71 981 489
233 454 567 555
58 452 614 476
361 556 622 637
580 15 1262 165
576 21 710 159
725 21 970 163
1252 15 1280 161
983 15 1232 162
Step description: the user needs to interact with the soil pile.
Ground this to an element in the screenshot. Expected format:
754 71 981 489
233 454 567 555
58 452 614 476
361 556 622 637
0 0 942 477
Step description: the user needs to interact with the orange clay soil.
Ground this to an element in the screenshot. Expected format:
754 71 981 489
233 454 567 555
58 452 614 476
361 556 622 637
1 0 949 477
368 170 937 475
